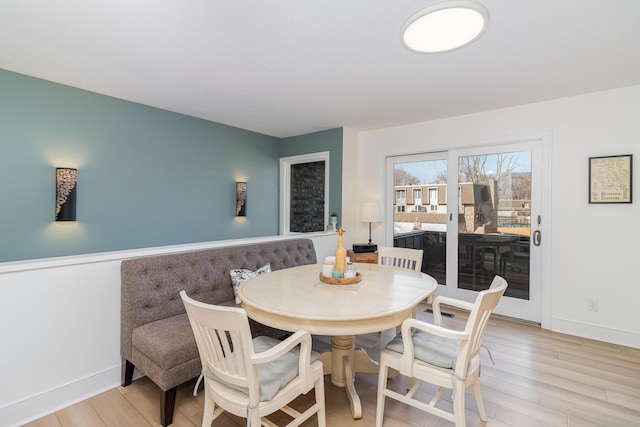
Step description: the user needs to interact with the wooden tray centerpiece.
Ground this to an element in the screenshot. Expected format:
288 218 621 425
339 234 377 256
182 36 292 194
319 272 361 285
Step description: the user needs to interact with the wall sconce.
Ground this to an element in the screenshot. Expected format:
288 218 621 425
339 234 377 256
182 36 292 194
236 182 247 216
55 168 77 221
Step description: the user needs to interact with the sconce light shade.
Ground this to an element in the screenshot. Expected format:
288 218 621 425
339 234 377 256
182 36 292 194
236 182 247 216
56 168 77 221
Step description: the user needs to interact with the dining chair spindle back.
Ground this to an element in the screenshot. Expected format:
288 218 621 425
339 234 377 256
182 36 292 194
180 291 326 427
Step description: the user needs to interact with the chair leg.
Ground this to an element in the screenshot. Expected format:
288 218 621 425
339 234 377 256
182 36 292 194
315 376 326 427
121 359 134 387
160 387 177 427
375 360 389 427
471 381 487 421
453 381 466 427
249 408 261 427
202 390 215 427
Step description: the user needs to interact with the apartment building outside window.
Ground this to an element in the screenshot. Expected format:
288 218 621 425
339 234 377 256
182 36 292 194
429 188 438 211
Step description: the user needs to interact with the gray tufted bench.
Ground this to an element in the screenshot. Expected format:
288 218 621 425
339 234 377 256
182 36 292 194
120 238 317 427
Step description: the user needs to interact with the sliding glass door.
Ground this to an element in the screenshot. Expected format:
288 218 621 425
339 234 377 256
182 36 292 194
387 139 544 322
388 152 448 284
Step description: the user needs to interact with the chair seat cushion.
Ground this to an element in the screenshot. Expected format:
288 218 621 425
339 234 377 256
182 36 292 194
205 335 320 401
386 329 460 369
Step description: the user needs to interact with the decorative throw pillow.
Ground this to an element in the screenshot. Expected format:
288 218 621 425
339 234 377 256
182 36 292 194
230 263 271 304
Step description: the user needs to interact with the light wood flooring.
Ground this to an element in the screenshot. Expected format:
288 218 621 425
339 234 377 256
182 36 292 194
25 303 640 426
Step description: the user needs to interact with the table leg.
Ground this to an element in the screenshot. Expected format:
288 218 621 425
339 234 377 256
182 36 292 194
330 336 362 418
354 340 400 379
318 351 332 375
354 348 379 373
318 335 395 419
328 336 353 386
343 354 361 418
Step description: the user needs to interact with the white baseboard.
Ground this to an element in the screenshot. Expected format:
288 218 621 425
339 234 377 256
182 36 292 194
0 365 121 427
551 317 640 349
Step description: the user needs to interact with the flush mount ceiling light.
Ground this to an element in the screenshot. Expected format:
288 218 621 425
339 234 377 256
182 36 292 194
401 1 488 53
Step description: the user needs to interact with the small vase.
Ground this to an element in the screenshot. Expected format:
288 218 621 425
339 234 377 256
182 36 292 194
335 229 346 272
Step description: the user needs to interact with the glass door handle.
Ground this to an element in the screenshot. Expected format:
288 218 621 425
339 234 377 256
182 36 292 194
533 230 541 246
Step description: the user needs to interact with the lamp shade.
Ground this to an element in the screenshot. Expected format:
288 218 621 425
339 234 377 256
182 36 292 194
360 201 381 223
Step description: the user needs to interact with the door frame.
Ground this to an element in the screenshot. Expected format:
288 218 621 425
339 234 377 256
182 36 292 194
279 151 330 234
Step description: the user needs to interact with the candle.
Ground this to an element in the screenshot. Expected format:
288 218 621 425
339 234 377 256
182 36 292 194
322 262 334 277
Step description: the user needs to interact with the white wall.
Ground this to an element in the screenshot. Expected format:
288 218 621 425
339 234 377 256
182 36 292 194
0 233 336 427
343 84 640 349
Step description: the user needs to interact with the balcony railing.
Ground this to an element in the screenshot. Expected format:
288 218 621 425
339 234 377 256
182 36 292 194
393 229 530 298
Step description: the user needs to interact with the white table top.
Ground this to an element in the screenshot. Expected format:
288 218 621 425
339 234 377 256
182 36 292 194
238 262 438 336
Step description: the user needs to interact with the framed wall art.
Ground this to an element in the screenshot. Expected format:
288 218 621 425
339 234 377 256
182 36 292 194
589 154 632 204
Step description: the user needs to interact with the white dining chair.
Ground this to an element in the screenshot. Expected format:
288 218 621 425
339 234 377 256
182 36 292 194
180 291 326 427
377 247 424 272
376 246 428 336
375 276 508 427
378 246 428 309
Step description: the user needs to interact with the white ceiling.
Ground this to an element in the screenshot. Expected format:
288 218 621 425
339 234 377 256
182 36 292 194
2 1 640 138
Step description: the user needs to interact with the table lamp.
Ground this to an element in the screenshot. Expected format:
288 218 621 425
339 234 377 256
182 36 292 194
353 201 381 253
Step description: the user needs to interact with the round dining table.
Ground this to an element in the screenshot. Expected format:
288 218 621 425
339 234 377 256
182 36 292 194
238 262 438 419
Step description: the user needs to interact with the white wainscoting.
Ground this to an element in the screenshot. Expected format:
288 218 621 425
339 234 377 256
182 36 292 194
0 233 336 427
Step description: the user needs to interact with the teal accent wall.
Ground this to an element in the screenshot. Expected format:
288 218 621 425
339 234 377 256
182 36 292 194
0 69 285 262
280 128 343 224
